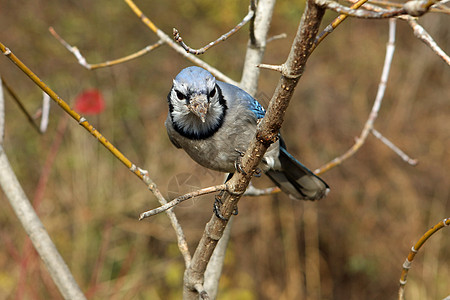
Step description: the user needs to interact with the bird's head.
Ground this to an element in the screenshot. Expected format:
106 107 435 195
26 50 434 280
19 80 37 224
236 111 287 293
169 66 218 123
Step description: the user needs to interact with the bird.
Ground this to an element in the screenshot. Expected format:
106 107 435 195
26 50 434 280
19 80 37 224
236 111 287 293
165 66 329 204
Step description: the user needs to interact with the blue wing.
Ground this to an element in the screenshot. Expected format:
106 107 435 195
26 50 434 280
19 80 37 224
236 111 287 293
249 97 266 120
217 80 266 120
240 92 266 120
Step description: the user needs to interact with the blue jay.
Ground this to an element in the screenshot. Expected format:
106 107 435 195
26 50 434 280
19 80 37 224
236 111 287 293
165 66 329 203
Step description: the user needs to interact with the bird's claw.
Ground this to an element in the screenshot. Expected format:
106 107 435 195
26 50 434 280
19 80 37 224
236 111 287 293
213 194 238 221
234 149 247 175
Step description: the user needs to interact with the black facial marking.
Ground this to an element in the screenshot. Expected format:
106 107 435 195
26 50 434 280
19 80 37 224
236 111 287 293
176 90 186 101
208 87 216 98
170 84 227 140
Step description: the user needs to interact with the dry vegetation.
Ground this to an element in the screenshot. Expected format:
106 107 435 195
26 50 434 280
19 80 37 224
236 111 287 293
0 0 449 299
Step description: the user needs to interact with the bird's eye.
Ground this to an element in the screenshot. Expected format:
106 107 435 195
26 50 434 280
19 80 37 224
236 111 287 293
175 90 185 100
209 88 216 98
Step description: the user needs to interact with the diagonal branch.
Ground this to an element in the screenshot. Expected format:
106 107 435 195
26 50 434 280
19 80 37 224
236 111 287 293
371 128 418 165
0 42 192 268
398 217 450 300
315 0 438 18
0 145 86 299
123 0 238 86
172 5 255 55
49 26 164 70
405 16 450 65
313 0 369 50
316 0 404 17
182 0 326 298
366 0 450 14
1 76 42 134
0 42 148 181
139 184 227 219
315 18 397 175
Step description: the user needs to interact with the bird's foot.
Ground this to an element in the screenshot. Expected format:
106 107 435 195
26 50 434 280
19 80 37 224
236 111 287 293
234 149 247 175
253 167 262 177
213 194 238 221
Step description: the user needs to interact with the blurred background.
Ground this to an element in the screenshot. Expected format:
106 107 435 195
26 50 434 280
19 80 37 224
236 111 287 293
0 0 449 299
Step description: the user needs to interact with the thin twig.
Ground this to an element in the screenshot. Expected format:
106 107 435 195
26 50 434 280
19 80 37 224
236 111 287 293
257 63 284 73
405 17 450 65
371 128 418 165
257 63 301 78
314 0 369 50
49 27 164 70
315 18 397 175
398 217 450 300
244 183 281 196
315 0 405 18
123 0 238 86
367 0 450 14
139 184 227 220
0 76 42 134
266 33 288 43
315 0 438 18
173 6 255 55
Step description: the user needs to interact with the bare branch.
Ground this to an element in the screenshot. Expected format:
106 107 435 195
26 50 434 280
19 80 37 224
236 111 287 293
266 33 288 43
346 0 450 70
315 0 438 18
0 76 42 134
244 183 281 196
398 217 450 300
0 145 86 299
366 0 450 14
239 0 277 94
314 0 369 50
173 6 255 55
49 26 164 70
204 218 233 299
123 0 238 86
316 0 405 18
257 63 284 73
371 128 418 165
139 184 227 219
257 63 303 79
315 18 397 175
405 17 450 65
134 170 192 267
1 42 148 181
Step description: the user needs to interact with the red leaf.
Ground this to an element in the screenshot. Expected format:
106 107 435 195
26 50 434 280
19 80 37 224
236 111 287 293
74 89 105 115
